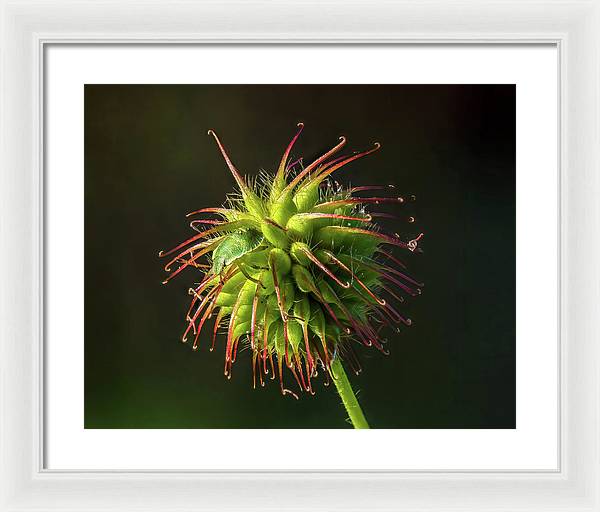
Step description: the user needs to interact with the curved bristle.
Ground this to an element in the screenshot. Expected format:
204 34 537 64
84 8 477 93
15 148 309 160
276 122 304 180
311 142 381 183
285 136 347 191
293 212 372 223
301 247 350 289
314 196 404 211
208 129 249 193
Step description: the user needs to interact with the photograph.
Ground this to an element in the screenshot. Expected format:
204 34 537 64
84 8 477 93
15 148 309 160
84 84 516 429
7 1 600 509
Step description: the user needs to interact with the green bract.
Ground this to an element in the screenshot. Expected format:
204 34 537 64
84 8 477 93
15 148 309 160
160 123 423 401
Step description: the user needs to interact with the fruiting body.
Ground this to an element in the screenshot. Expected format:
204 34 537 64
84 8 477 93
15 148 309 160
160 123 423 405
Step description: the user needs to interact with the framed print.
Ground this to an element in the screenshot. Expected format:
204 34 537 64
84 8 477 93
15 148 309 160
1 1 599 511
46 46 554 472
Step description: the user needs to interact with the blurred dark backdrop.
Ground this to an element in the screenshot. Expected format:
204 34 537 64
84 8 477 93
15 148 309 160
84 84 515 429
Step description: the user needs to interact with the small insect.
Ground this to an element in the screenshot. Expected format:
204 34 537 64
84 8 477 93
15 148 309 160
210 230 264 275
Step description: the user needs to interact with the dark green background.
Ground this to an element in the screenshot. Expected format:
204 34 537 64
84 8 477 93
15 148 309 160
85 84 515 429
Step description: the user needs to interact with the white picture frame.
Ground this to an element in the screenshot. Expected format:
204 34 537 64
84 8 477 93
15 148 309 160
1 1 598 510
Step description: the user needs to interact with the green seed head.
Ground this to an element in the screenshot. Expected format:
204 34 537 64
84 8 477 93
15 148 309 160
160 123 423 398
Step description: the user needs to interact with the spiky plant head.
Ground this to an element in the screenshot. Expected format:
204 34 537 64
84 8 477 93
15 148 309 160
160 123 423 398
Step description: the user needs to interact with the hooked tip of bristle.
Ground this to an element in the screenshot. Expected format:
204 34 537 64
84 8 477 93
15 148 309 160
282 389 300 400
373 142 381 149
158 250 164 257
297 121 304 128
207 129 215 136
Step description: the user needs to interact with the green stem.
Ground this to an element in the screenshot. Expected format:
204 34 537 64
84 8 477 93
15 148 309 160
331 358 370 429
